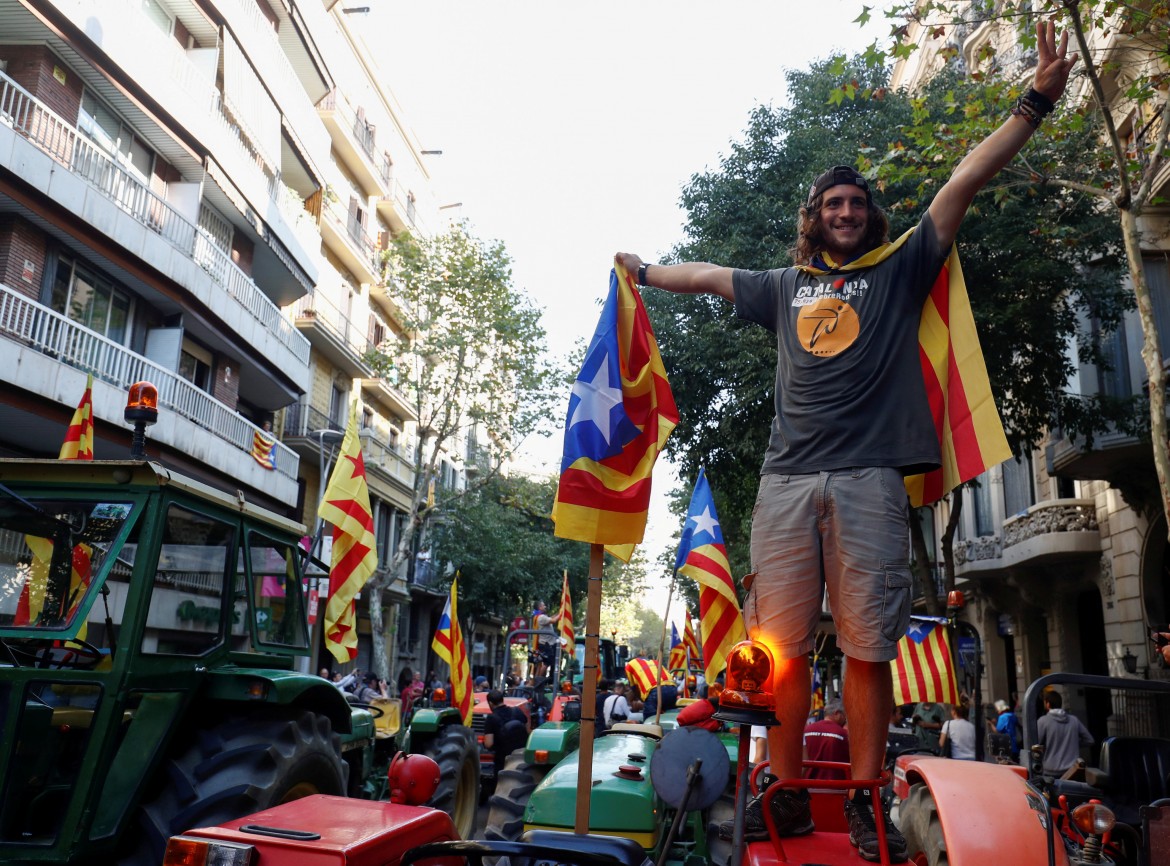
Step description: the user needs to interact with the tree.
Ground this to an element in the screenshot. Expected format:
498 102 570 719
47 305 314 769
854 1 1170 532
644 51 1130 605
361 224 559 679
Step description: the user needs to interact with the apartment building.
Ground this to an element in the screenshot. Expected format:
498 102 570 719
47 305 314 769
0 0 471 679
892 2 1170 741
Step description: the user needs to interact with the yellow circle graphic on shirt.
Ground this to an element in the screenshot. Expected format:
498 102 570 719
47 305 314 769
796 297 860 356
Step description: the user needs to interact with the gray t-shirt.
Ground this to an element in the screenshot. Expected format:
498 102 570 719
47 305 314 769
732 214 949 475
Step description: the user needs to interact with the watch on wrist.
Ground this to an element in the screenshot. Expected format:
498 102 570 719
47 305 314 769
637 263 649 286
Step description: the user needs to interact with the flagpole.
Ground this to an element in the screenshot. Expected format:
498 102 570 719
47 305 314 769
574 542 604 834
654 567 678 727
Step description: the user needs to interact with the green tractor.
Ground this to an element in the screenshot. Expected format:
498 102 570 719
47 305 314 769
0 458 478 865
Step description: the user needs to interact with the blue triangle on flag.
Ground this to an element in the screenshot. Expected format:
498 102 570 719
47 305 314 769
905 621 937 644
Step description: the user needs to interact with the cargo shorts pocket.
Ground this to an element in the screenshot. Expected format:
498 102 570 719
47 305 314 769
880 564 913 643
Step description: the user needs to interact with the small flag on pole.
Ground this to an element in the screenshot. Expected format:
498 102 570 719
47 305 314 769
318 403 378 664
682 614 701 666
675 468 746 682
891 617 960 705
432 575 473 726
668 623 686 671
60 373 94 460
557 570 574 645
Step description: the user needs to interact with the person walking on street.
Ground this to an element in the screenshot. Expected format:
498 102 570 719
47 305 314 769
1037 691 1093 778
939 704 976 760
614 20 1075 862
912 701 947 755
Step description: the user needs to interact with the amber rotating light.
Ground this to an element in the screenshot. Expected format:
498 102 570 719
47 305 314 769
125 381 158 459
715 639 777 725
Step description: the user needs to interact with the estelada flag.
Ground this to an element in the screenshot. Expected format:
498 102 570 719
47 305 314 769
432 575 473 726
16 374 95 630
251 428 277 470
552 266 678 561
668 623 686 671
557 570 574 645
798 234 1010 506
624 657 671 698
683 614 701 665
318 403 378 664
891 617 960 705
675 467 745 682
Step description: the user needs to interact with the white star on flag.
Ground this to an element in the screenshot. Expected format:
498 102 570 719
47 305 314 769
567 354 622 444
689 506 719 539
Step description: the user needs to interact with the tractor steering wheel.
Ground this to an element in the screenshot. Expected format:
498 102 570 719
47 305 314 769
351 701 385 719
50 639 106 669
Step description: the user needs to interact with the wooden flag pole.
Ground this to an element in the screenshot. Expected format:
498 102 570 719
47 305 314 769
574 542 605 834
653 568 678 727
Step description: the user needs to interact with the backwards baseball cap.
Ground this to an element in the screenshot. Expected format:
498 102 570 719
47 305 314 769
807 165 871 207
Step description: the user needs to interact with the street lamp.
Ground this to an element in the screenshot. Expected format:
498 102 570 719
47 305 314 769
1122 647 1138 676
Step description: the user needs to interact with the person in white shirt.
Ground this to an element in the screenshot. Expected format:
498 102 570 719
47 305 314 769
939 703 977 760
603 682 632 727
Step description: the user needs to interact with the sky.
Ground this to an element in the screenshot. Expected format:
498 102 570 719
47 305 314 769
374 1 891 623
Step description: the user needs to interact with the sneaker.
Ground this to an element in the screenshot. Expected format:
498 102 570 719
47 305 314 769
844 789 908 863
717 788 814 841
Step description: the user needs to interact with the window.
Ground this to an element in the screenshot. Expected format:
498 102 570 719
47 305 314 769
178 339 213 391
970 474 995 537
77 91 155 180
50 255 132 343
330 382 348 427
1002 453 1035 517
243 535 308 650
145 505 235 656
1147 256 1170 354
138 0 174 35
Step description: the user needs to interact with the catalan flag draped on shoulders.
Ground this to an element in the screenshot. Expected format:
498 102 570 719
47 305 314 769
797 234 1009 505
432 576 473 726
675 468 745 683
318 403 378 664
552 266 678 561
891 616 960 706
625 657 671 698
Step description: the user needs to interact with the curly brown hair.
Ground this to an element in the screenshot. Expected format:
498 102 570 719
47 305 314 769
789 193 891 266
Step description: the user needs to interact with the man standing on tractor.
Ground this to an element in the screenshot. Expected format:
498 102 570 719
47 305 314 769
614 19 1075 862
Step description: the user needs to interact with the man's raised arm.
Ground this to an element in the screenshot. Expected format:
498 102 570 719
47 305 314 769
928 18 1078 249
614 252 735 302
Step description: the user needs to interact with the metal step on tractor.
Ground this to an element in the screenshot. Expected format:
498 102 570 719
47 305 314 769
0 453 478 865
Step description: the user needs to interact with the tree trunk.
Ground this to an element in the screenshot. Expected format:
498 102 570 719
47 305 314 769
1122 207 1170 537
910 508 942 616
941 492 962 594
368 584 388 681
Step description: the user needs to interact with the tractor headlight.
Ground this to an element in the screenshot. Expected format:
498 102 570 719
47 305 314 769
163 836 255 866
1071 802 1116 837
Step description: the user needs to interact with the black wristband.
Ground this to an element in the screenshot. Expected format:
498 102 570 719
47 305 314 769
1025 88 1055 114
637 263 649 286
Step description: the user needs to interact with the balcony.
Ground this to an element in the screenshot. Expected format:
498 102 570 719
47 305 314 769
0 283 299 499
320 194 382 284
0 69 311 372
359 427 416 498
291 289 374 378
317 90 390 197
377 177 427 238
1001 499 1101 568
361 376 416 426
954 534 1004 577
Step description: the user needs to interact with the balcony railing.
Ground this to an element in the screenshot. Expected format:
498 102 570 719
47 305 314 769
360 427 416 490
322 195 381 276
0 69 310 365
282 402 343 440
1003 499 1098 550
291 288 371 362
0 283 297 482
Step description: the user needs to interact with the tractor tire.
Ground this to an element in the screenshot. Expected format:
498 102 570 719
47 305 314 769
704 790 736 866
421 723 480 840
896 782 949 866
483 749 549 843
119 709 346 866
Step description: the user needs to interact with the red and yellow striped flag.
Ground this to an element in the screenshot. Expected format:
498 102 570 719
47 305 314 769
557 570 574 645
552 266 678 562
16 375 95 629
891 619 960 705
675 468 745 682
60 373 94 460
251 427 277 470
683 614 701 666
668 623 686 671
624 657 671 698
318 403 378 664
798 233 1009 506
432 575 473 725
